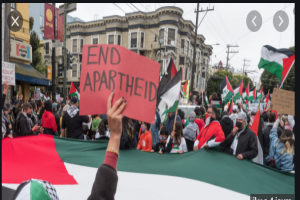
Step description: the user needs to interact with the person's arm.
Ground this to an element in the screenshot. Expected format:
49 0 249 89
240 132 258 160
288 115 295 129
155 110 161 128
61 115 66 137
207 125 225 148
51 115 57 132
166 136 173 153
2 81 8 110
88 91 126 200
19 118 39 136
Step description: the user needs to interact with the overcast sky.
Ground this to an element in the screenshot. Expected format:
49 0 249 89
56 3 295 86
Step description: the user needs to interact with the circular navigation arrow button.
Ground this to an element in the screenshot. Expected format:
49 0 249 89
246 10 262 32
273 10 289 32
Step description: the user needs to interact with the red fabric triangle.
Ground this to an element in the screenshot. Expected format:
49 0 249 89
253 87 256 99
246 83 249 96
239 80 243 98
2 135 77 185
226 77 234 93
260 86 263 95
182 81 188 95
170 59 178 78
265 91 269 103
250 109 261 136
229 99 233 115
205 113 210 121
281 54 295 82
69 82 76 94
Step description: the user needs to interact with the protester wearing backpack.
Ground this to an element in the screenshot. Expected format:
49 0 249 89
183 111 199 151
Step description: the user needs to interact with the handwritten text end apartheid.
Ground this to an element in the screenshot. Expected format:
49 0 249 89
79 44 160 124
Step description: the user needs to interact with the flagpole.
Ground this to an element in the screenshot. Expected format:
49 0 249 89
173 68 183 132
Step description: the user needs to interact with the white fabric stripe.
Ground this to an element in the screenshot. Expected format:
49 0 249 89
15 182 31 200
207 139 221 148
4 162 249 200
160 81 181 108
253 136 264 165
261 46 288 66
233 87 240 95
158 99 167 124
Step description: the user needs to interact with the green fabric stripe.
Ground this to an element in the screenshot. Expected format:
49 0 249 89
30 181 51 200
222 91 233 103
54 137 294 196
258 57 283 81
161 101 178 116
233 93 241 102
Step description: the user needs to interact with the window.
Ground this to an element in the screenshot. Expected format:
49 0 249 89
11 3 16 9
108 35 114 44
131 32 137 48
80 39 84 52
186 41 189 55
40 16 43 26
180 39 185 54
179 57 185 65
78 64 81 77
158 60 163 74
79 55 82 63
45 42 50 55
140 32 144 48
72 64 77 77
72 39 77 53
159 29 164 45
93 37 98 44
167 28 175 45
117 35 121 45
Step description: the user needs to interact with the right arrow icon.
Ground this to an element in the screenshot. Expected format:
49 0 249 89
279 16 283 26
273 11 289 32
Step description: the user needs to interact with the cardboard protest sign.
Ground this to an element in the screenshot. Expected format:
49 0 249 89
79 45 160 124
270 88 295 116
249 103 259 112
34 88 41 100
2 61 15 85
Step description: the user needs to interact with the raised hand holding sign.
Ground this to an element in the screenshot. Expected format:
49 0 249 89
80 44 160 124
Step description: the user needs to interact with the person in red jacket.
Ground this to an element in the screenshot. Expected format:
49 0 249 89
42 100 57 135
194 106 225 151
137 122 152 152
194 107 205 131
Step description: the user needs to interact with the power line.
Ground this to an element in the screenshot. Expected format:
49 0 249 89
279 3 286 47
113 3 127 13
214 5 233 43
126 3 137 12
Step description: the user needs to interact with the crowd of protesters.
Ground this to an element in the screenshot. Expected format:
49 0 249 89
2 81 295 173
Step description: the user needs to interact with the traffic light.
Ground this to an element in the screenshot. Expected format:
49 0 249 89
58 63 63 77
67 53 72 70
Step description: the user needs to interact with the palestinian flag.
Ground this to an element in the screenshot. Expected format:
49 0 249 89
248 86 256 102
233 80 243 102
40 93 47 101
182 80 188 96
265 90 270 104
70 82 80 102
156 57 177 107
212 100 222 109
220 76 234 103
250 108 264 165
258 45 295 84
2 135 294 199
242 83 249 101
204 92 209 105
257 87 263 100
160 68 182 116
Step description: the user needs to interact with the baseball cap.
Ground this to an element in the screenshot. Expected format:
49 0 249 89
71 97 78 104
232 105 238 112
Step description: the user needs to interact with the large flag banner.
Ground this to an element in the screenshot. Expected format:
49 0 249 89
220 76 234 103
44 3 55 40
233 79 243 102
257 86 263 100
57 8 64 42
156 56 177 107
258 45 295 84
250 107 264 165
2 135 294 199
80 45 160 124
70 82 80 101
248 86 256 102
160 68 182 116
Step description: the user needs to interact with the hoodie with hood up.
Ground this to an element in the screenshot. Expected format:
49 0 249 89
42 100 57 135
219 115 234 138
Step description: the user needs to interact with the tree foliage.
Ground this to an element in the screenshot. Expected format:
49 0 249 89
207 70 254 98
29 17 34 32
260 46 295 93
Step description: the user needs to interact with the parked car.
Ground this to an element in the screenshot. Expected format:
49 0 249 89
178 105 198 119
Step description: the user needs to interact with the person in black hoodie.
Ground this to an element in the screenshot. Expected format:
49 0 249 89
15 103 42 137
262 112 283 164
219 112 258 160
219 111 234 138
52 102 60 136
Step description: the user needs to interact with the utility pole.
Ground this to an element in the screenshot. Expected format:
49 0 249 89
52 3 56 101
190 4 214 102
63 3 67 103
4 3 11 104
189 3 199 103
243 59 251 76
226 44 239 71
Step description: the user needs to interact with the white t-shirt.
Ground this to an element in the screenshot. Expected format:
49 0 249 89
165 136 188 153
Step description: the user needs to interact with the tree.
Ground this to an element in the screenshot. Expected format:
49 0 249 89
260 46 295 93
207 70 254 98
29 18 45 74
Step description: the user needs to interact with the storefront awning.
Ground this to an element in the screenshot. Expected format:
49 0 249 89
11 62 50 86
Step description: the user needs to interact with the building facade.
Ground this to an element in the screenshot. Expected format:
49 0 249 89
42 6 213 95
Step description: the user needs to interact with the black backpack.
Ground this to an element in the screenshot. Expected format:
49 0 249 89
266 146 283 169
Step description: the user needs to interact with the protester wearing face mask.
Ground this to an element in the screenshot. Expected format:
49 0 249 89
193 106 225 151
137 122 152 152
2 106 13 138
219 112 258 160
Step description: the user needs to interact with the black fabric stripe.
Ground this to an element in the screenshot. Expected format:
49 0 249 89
160 68 182 96
234 80 242 90
250 87 256 92
264 45 295 57
156 59 172 107
11 181 30 200
2 186 16 200
220 77 227 91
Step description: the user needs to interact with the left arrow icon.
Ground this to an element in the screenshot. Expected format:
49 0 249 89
252 16 257 26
